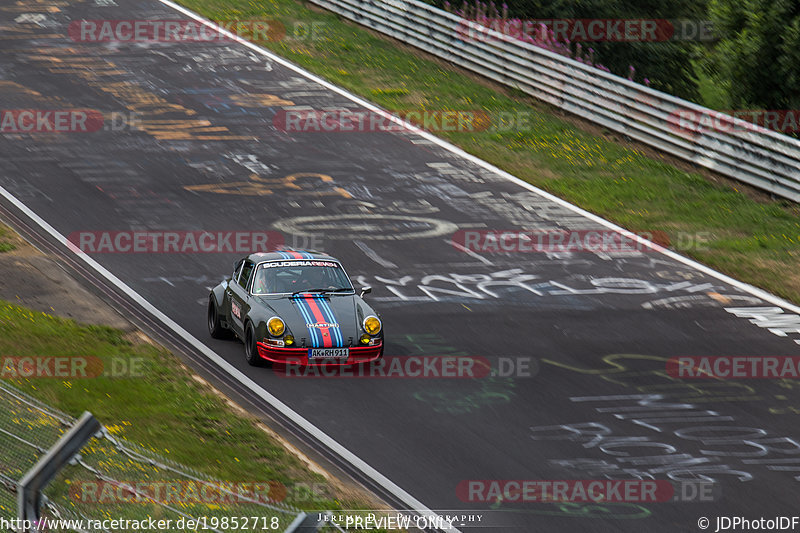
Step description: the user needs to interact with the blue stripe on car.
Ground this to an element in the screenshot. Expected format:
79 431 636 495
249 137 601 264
317 297 344 347
292 295 322 348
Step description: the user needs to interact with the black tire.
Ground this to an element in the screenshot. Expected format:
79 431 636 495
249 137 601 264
207 296 231 339
244 322 265 367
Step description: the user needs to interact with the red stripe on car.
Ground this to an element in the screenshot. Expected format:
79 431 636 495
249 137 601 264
303 296 334 348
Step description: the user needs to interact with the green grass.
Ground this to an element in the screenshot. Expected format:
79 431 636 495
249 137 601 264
175 0 800 303
0 223 18 252
0 300 345 511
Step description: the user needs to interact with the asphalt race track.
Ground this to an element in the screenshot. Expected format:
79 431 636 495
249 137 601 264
3 0 800 531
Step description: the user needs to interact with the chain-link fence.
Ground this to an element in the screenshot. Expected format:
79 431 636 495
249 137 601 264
0 382 310 532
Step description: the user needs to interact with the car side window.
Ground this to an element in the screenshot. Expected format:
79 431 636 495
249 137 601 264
233 259 244 281
238 260 255 290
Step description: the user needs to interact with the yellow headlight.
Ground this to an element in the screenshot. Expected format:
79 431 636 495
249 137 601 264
284 335 294 346
363 316 381 335
360 334 371 344
267 317 285 336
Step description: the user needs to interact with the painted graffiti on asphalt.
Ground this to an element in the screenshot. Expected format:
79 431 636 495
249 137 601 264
355 269 721 302
531 393 800 483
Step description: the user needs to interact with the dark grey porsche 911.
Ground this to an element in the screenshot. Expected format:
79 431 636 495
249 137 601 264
208 250 383 366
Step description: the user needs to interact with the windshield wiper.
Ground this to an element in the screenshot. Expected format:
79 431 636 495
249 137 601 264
291 288 328 296
291 288 353 296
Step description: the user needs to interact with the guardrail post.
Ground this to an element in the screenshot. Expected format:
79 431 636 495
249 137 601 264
17 411 101 533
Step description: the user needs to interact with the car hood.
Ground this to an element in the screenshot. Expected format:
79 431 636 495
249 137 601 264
256 294 367 348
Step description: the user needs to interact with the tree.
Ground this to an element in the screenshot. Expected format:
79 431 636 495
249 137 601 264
704 0 800 110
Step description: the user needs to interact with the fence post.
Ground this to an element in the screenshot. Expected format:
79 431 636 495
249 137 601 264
17 411 101 532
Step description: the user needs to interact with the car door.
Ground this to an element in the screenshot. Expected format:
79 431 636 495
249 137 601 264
224 259 243 323
227 259 255 337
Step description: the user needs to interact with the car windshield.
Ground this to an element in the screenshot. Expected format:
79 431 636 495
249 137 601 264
251 260 354 295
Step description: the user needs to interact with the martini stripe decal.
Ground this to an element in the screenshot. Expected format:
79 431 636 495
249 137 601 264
292 295 323 347
303 296 335 348
317 297 345 346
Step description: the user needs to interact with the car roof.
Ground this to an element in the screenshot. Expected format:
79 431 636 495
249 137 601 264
246 250 339 263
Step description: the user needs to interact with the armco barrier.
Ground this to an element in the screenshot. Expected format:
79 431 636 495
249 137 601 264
307 0 800 202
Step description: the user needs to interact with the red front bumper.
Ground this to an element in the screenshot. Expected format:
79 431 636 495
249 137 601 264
256 342 383 366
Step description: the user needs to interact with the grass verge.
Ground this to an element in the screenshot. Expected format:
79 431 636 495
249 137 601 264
179 0 800 304
0 223 19 253
0 296 346 511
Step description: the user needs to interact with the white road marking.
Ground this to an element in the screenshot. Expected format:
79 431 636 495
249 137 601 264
445 239 493 266
156 0 800 319
273 213 459 241
0 184 449 530
353 240 398 268
6 0 800 526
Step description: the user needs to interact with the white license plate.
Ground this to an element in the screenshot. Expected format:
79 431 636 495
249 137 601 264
308 348 349 359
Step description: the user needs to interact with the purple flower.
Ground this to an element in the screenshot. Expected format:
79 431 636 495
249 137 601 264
535 23 545 41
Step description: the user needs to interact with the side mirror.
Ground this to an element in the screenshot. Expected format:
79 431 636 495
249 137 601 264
359 286 372 298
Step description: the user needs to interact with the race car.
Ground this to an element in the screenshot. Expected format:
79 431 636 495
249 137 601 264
207 250 384 366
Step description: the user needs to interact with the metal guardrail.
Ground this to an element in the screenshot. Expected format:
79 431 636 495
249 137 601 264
307 0 800 202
